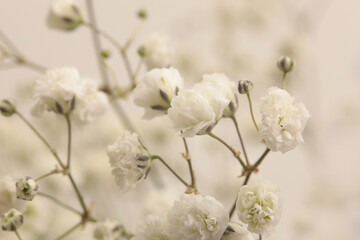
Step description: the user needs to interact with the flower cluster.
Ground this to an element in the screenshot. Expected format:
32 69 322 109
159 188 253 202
141 33 173 70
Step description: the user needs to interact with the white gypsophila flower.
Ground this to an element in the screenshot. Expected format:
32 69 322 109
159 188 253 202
132 212 171 240
133 67 183 119
258 87 310 153
200 73 238 117
236 181 281 235
0 176 26 215
142 33 173 70
47 0 83 30
15 177 39 201
168 193 229 240
168 84 230 137
31 67 108 124
1 208 23 231
107 131 151 193
93 219 125 240
221 223 254 240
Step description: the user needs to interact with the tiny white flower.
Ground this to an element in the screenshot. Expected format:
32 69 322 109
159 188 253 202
15 177 39 201
1 208 23 231
93 219 125 240
141 33 173 70
132 212 171 240
222 223 254 240
0 176 26 215
133 67 183 119
168 193 229 240
236 181 281 235
200 73 238 117
168 84 230 137
107 131 151 193
47 0 83 30
258 87 310 153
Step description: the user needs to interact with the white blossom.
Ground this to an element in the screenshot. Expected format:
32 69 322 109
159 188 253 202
107 131 151 193
15 177 39 201
47 0 83 30
93 219 125 240
168 193 229 240
258 87 310 153
236 181 281 235
133 67 183 119
1 208 23 231
132 212 171 240
200 73 238 117
168 84 230 137
142 34 173 70
0 176 26 215
221 223 254 240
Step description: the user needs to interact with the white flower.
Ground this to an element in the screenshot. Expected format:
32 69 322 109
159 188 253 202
132 212 171 240
133 67 183 119
168 193 229 240
93 219 125 240
47 0 83 30
236 181 281 235
200 73 238 117
258 87 310 153
0 176 26 215
142 34 173 70
221 223 254 240
107 131 151 193
15 177 39 201
1 208 23 231
31 67 108 124
168 84 230 137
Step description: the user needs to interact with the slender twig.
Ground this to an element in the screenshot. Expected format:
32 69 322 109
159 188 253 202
35 168 62 182
38 192 82 216
246 93 259 131
55 221 82 240
120 50 134 85
229 171 252 218
83 22 122 49
282 72 287 89
151 155 189 187
21 60 47 73
14 230 22 240
0 29 22 56
123 21 145 51
68 174 88 215
252 148 270 169
65 115 72 169
230 116 250 166
15 111 65 169
182 137 196 188
208 132 246 169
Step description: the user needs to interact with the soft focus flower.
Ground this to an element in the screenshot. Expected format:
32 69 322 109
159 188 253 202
0 176 26 215
141 33 173 69
47 0 83 30
31 67 108 123
168 193 229 240
200 73 238 117
15 177 38 201
221 223 254 240
107 131 151 193
258 87 310 153
132 212 170 240
133 67 183 119
1 208 23 231
236 181 281 235
93 219 125 240
168 84 230 137
0 99 16 117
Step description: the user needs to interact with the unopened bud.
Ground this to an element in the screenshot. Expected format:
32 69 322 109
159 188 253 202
0 99 16 117
1 208 24 231
238 80 254 94
16 177 39 201
138 46 147 58
277 56 295 73
137 9 147 20
101 49 111 59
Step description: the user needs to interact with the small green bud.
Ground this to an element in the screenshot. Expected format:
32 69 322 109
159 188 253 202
137 46 147 58
0 99 16 117
100 49 111 59
1 208 24 231
137 9 147 20
16 176 39 201
277 56 295 73
238 80 254 94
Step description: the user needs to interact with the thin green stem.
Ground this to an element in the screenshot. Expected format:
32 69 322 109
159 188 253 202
0 29 22 57
38 192 82 216
182 137 196 189
123 21 145 51
230 116 250 166
282 72 287 89
15 111 65 169
120 50 134 85
208 132 246 169
14 230 22 240
259 234 262 240
83 22 122 49
246 93 259 131
21 60 46 73
35 168 62 182
252 148 270 169
151 155 189 187
65 115 72 169
68 174 88 216
55 221 82 240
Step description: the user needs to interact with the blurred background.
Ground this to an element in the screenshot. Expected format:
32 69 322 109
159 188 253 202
0 0 359 239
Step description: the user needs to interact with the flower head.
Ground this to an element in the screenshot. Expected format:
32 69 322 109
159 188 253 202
258 87 310 153
236 181 281 235
93 219 125 240
133 67 183 119
132 212 171 240
107 131 151 193
168 193 229 240
1 208 24 231
47 0 83 30
141 34 173 70
15 177 39 201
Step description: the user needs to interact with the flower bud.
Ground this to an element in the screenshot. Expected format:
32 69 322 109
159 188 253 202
137 46 147 58
238 80 254 94
1 208 24 231
100 49 111 59
0 99 16 117
47 0 84 31
277 56 295 73
15 177 39 201
137 9 147 20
